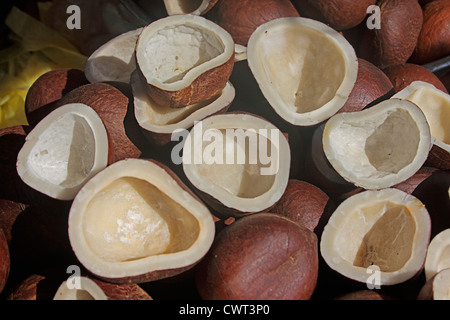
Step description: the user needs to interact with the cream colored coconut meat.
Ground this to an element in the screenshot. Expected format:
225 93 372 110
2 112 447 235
247 17 357 126
69 159 214 278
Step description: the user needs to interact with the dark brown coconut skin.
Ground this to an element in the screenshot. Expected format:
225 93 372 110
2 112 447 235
206 0 300 45
411 0 450 64
334 290 392 300
383 63 448 93
196 213 318 300
140 55 235 109
338 58 394 113
291 0 376 30
0 229 9 294
25 69 88 115
271 179 330 232
359 0 423 69
55 82 145 164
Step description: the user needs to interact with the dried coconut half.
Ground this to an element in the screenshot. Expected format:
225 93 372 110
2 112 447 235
68 158 215 283
163 0 218 16
424 228 450 281
322 98 432 190
320 188 431 286
84 27 143 84
135 14 235 108
16 103 109 201
247 17 358 126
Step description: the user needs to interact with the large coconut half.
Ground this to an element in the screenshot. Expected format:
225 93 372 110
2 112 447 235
135 14 235 108
182 113 291 217
320 188 431 286
16 103 109 201
68 158 215 283
247 17 358 126
322 98 432 190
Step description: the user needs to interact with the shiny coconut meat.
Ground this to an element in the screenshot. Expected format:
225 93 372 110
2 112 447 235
83 177 200 262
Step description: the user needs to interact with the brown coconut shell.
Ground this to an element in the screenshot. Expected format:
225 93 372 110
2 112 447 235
383 63 448 93
7 274 47 300
426 144 450 171
291 0 376 31
205 0 300 46
271 179 332 233
54 82 147 164
0 229 9 295
195 213 318 300
359 0 423 69
25 68 88 115
0 199 28 244
338 58 394 113
333 290 393 300
411 0 450 64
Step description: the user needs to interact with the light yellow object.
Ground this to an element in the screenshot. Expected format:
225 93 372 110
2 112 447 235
0 5 87 129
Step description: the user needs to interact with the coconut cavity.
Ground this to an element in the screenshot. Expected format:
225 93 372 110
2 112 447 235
329 109 420 179
191 129 277 199
28 113 96 188
83 177 200 262
336 202 416 273
253 24 346 114
141 23 225 84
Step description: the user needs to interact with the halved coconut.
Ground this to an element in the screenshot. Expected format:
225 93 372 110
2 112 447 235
417 268 450 300
84 27 143 84
131 70 235 147
182 113 291 217
68 158 215 283
164 0 218 16
424 229 450 281
320 188 431 286
392 81 450 170
53 276 152 300
322 99 432 190
247 17 358 126
16 103 109 201
135 14 235 108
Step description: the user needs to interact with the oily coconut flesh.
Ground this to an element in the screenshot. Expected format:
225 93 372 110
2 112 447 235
322 98 432 190
320 188 431 286
136 14 235 108
68 158 215 283
247 17 358 126
16 103 109 201
182 113 291 217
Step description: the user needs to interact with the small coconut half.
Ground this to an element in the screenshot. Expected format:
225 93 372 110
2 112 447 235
84 27 143 84
392 81 450 170
68 158 215 283
136 14 235 108
322 99 432 190
424 229 450 282
247 17 358 126
131 70 235 147
417 268 450 300
164 0 218 16
182 113 291 217
320 188 431 286
16 103 109 201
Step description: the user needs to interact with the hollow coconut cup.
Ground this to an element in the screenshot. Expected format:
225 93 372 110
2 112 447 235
392 81 450 171
163 0 218 16
322 98 432 190
423 229 450 282
247 17 358 126
68 158 215 284
135 14 235 108
320 188 431 286
182 113 291 218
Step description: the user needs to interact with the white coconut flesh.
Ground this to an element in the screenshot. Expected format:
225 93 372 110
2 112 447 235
54 277 108 300
136 14 234 91
247 17 358 126
320 188 431 286
393 81 450 152
182 114 291 213
429 268 450 300
322 99 432 190
131 70 235 134
424 229 450 281
164 0 212 15
69 159 215 279
16 103 109 201
84 27 143 83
